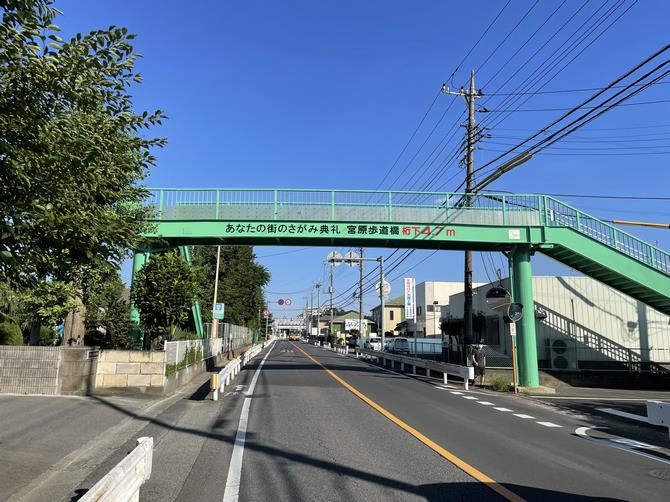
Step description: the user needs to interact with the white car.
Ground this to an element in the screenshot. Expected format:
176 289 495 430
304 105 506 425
364 337 382 351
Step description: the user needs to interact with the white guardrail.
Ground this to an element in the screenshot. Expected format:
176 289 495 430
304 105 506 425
647 400 670 438
210 340 272 400
319 343 348 355
80 437 153 502
356 348 474 390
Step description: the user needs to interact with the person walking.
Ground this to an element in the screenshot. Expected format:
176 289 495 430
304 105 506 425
471 343 487 387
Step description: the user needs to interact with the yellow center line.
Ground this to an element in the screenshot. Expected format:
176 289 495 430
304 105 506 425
290 342 525 502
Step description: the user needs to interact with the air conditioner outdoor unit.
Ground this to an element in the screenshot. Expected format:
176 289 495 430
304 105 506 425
549 338 577 370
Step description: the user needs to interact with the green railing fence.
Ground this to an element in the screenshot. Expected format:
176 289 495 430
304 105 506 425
146 189 670 275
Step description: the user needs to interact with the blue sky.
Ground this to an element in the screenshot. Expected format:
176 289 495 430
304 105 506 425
56 0 670 316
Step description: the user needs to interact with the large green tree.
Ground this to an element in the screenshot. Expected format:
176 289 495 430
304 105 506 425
132 251 199 349
191 246 270 330
0 0 165 344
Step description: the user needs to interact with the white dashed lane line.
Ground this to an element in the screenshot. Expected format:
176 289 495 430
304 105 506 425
513 414 536 419
462 396 478 400
450 391 464 395
494 407 513 412
537 421 562 428
477 401 495 406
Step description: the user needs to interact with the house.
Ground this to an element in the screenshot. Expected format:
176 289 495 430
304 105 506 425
370 295 405 337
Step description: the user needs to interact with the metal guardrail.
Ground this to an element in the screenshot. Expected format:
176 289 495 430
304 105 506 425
145 189 670 277
210 340 272 400
356 348 474 390
647 400 670 438
80 437 153 502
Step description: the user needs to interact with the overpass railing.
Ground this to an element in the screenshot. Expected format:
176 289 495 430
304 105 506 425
145 189 670 275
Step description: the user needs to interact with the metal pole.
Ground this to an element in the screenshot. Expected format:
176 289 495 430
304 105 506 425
512 245 539 388
316 282 321 344
212 245 221 338
379 257 385 350
309 289 314 340
329 264 334 345
359 247 364 338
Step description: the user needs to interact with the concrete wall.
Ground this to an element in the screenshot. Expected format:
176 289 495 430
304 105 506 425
94 350 165 392
0 346 61 395
58 348 98 395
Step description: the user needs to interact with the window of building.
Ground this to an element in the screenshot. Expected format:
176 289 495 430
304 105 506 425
390 310 394 321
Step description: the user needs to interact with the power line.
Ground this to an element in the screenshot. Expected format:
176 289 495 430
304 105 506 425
484 97 670 112
484 79 669 96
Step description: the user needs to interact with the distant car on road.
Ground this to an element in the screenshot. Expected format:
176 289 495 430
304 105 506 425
288 335 300 341
364 336 382 351
385 337 410 355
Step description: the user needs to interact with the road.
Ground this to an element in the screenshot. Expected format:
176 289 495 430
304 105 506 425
30 339 670 501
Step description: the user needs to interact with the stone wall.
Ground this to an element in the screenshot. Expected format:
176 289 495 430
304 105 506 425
59 348 98 395
0 346 61 395
94 350 165 392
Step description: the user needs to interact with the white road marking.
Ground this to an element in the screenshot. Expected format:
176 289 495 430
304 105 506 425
532 396 658 401
513 414 535 419
576 426 670 465
477 401 495 406
537 421 562 428
450 391 464 395
494 407 513 412
596 407 649 423
223 343 275 502
462 396 478 400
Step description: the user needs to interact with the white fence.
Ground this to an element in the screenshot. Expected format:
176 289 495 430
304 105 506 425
211 340 271 400
164 323 254 367
80 437 153 502
356 348 474 389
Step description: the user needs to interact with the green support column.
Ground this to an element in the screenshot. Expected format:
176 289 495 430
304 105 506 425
178 245 205 339
130 250 149 339
511 245 540 388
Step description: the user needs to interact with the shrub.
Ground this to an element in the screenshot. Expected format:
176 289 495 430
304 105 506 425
490 376 512 392
0 312 23 345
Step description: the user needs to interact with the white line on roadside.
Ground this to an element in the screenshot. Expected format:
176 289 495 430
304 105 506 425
494 407 513 412
223 344 275 502
477 401 495 406
537 421 562 428
513 414 535 419
462 396 478 400
450 391 464 395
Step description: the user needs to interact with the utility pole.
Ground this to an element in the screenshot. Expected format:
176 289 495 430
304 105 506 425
358 247 365 338
315 282 322 343
442 70 482 363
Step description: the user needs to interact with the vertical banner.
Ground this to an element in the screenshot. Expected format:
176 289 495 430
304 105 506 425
404 277 416 320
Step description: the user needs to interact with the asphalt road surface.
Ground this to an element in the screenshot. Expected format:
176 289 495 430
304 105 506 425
71 340 670 501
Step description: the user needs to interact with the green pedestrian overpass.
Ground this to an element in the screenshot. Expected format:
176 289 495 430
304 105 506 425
135 188 670 387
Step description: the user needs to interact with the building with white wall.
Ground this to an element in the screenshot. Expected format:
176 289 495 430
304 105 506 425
405 281 484 337
447 276 670 370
